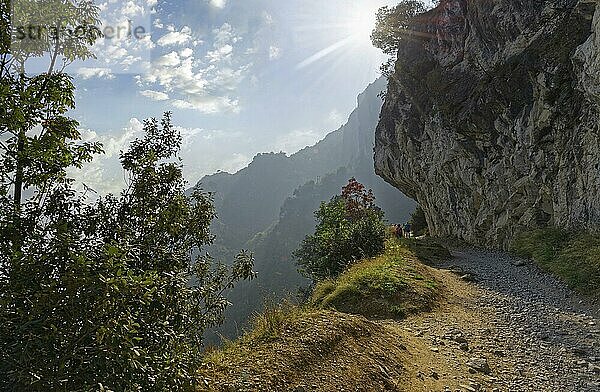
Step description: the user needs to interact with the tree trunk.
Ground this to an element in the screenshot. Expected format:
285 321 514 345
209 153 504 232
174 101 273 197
13 128 24 210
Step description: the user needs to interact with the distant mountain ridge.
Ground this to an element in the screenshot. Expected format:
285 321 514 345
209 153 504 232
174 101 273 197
200 77 391 251
194 77 416 340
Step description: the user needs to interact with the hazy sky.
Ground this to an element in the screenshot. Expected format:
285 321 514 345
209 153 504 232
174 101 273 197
66 0 400 193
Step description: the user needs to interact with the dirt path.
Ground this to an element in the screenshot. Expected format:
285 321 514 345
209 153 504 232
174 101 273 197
392 249 600 392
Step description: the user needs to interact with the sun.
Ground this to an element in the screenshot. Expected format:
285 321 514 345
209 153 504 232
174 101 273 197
344 5 379 43
295 1 388 70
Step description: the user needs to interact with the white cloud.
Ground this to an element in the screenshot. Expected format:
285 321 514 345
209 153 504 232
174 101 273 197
175 126 202 148
177 127 251 181
328 110 345 128
74 0 155 75
171 100 194 109
155 51 181 67
140 89 169 101
71 118 145 195
221 153 250 174
92 118 145 157
138 22 248 114
72 117 256 195
180 47 194 58
172 96 240 114
76 67 115 80
77 1 279 114
211 66 247 91
269 45 281 60
121 1 145 18
157 26 192 46
104 44 128 60
213 23 239 48
206 44 233 63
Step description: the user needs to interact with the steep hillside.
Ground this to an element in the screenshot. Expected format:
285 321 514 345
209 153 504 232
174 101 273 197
198 239 443 392
195 78 416 340
198 239 600 391
374 0 600 248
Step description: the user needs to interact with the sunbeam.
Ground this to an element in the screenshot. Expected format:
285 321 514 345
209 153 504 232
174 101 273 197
293 1 397 71
296 36 355 69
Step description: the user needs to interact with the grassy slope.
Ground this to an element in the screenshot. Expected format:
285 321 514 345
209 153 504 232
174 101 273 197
512 229 600 296
310 239 439 319
197 239 446 391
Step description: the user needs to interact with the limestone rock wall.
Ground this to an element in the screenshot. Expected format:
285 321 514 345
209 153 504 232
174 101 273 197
374 0 600 248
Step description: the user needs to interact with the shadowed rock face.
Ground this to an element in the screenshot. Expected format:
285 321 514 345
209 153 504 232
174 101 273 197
375 0 600 248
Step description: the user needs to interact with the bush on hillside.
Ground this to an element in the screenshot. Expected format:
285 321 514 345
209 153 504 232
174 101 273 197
294 178 387 281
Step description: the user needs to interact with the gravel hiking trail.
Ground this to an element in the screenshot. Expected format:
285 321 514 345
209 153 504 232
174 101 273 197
395 248 600 391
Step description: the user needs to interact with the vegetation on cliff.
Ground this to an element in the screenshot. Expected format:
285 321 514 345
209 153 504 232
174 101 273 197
373 0 600 248
371 0 428 75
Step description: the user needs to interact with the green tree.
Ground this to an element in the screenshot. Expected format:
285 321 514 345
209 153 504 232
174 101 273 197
371 1 427 75
1 0 102 210
0 113 256 391
294 178 387 281
0 2 256 389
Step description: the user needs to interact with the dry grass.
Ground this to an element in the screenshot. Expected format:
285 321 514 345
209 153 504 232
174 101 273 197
197 239 447 391
199 311 409 392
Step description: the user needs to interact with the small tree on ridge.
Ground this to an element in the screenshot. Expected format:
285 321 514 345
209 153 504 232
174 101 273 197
294 178 387 281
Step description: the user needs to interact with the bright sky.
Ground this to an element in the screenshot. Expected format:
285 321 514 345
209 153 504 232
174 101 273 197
68 0 401 194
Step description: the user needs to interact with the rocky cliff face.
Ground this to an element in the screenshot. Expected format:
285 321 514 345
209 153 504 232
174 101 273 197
375 0 600 248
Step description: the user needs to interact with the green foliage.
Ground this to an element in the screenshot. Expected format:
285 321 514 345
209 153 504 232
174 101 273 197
294 179 387 281
371 1 427 75
0 72 103 195
310 239 438 319
0 2 256 390
409 206 428 236
0 0 103 212
0 113 256 391
512 229 600 296
8 0 102 68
